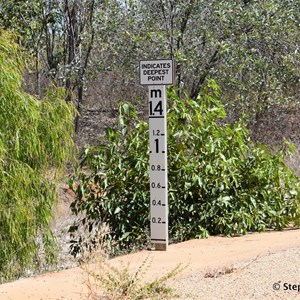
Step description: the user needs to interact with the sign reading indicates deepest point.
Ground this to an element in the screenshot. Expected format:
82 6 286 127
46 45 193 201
140 59 174 85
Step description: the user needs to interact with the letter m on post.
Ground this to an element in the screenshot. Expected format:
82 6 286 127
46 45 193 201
150 89 162 98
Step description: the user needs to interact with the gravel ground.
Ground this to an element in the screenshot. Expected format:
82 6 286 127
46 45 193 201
171 247 300 300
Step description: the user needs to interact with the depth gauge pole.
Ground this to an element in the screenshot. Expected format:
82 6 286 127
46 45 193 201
139 59 174 251
149 85 168 250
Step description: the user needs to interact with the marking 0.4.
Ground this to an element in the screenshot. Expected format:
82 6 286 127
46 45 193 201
148 85 168 243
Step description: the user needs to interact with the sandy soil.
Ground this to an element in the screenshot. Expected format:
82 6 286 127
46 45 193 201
0 229 300 299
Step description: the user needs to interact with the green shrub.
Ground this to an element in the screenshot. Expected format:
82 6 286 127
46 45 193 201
69 81 300 256
0 31 76 282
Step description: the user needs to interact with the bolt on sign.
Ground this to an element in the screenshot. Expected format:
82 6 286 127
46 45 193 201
140 59 174 251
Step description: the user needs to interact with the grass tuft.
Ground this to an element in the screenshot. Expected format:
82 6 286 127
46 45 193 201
83 253 185 300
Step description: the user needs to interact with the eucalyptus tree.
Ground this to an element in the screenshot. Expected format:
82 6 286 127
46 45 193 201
150 0 298 108
0 0 98 130
97 0 299 121
0 0 299 128
0 0 46 96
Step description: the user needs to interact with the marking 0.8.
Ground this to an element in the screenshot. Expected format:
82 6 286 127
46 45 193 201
149 85 168 244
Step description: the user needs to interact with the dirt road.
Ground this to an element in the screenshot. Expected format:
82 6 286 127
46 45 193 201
0 229 300 299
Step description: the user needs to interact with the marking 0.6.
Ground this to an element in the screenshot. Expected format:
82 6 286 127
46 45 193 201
149 85 168 244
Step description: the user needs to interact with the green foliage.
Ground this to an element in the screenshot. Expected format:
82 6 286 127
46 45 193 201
69 102 150 256
69 81 300 255
0 31 76 282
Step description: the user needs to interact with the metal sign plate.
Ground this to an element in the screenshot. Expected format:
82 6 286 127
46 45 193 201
140 59 174 85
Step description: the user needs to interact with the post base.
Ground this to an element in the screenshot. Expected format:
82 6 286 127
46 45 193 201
155 243 167 251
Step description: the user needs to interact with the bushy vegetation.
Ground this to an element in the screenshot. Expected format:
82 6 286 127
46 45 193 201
84 255 183 300
0 31 76 282
69 81 300 256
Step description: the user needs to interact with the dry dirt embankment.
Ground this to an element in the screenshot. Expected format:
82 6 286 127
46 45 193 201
0 229 300 300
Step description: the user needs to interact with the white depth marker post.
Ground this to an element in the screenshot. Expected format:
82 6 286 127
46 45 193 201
139 59 174 251
149 85 168 250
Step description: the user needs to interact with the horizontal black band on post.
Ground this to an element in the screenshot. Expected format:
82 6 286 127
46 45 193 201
149 115 164 118
151 239 166 242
